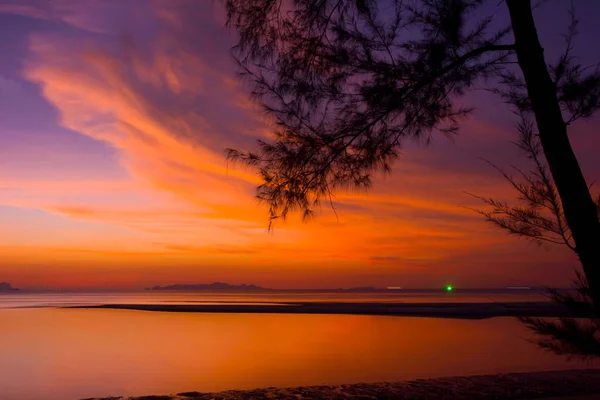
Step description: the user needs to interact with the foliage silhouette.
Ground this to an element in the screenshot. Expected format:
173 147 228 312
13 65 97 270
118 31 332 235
471 114 600 358
469 5 600 357
225 0 512 226
224 0 600 355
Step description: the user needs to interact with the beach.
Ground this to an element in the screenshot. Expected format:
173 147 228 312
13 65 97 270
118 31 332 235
69 302 597 399
4 1 600 400
84 369 600 400
2 292 597 400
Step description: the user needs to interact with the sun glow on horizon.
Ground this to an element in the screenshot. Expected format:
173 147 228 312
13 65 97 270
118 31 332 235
0 0 595 290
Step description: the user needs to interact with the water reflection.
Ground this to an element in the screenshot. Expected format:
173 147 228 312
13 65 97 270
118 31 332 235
0 308 589 400
0 290 551 309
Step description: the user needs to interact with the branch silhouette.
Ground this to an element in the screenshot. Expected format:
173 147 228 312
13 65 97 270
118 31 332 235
225 0 600 356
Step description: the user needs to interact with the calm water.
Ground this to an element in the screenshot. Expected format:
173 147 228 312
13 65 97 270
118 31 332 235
0 289 552 309
0 291 591 400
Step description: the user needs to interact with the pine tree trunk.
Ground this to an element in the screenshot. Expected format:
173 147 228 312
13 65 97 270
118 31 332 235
506 0 600 309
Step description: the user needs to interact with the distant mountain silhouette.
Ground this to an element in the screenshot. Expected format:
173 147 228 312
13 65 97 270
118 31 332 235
146 282 404 293
148 282 266 291
0 282 19 291
343 286 379 292
147 283 388 292
145 283 547 293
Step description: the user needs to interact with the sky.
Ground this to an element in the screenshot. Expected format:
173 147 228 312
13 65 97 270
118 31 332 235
0 0 599 290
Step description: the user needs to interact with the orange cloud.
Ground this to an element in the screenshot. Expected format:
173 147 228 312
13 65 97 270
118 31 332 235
1 0 585 290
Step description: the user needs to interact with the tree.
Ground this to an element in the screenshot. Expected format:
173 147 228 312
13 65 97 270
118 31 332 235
224 0 600 318
471 114 600 357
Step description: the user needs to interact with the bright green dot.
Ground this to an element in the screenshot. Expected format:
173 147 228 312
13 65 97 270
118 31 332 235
446 285 453 292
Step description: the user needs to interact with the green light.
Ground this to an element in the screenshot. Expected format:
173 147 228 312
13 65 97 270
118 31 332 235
446 285 453 292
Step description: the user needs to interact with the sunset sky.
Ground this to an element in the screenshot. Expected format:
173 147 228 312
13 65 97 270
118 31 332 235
1 0 599 290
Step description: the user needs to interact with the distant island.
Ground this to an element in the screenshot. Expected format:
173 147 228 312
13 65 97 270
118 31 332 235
147 283 395 292
0 282 19 292
148 282 266 291
146 283 547 292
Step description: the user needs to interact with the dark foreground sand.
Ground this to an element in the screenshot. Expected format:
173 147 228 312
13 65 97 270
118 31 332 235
71 301 590 319
84 369 600 400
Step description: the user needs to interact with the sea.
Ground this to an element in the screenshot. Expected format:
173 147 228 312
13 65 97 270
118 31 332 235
0 290 593 400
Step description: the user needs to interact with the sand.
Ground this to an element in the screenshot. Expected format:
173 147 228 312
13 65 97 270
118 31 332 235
70 301 590 319
83 369 600 400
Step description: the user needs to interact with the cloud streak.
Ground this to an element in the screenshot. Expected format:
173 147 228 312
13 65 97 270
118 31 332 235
1 0 597 289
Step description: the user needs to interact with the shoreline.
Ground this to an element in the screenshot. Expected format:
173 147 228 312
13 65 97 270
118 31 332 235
84 369 600 400
69 301 588 319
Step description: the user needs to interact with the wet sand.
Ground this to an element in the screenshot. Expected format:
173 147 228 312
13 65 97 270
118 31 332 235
84 369 600 399
70 301 588 319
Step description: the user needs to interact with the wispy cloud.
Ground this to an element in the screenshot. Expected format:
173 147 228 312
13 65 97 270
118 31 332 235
0 0 593 289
